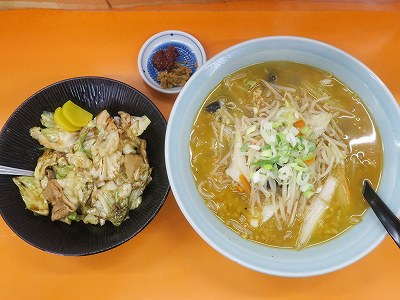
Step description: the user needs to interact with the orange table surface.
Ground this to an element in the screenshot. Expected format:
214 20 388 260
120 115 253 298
1 8 400 300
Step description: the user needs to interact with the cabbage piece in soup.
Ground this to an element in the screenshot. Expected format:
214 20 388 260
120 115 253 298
190 61 383 249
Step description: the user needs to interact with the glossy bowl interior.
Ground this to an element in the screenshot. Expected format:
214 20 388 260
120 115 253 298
165 36 400 276
0 77 170 255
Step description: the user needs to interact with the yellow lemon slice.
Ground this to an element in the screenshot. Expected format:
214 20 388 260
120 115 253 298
62 100 93 127
54 107 81 132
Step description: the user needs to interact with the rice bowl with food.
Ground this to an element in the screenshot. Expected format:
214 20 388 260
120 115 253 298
13 105 153 227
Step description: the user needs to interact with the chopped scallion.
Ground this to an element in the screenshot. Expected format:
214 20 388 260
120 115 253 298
240 144 248 152
262 164 273 171
253 157 280 166
304 190 314 199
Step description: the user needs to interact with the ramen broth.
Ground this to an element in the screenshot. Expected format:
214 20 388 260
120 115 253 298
190 61 383 249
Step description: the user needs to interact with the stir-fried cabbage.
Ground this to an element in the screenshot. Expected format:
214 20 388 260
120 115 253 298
12 176 48 216
30 111 79 153
13 109 152 226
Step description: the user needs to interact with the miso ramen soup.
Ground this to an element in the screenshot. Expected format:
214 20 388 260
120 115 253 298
190 61 383 249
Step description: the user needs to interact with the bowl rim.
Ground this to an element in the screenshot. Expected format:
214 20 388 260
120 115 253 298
165 35 400 276
137 30 207 94
0 76 170 256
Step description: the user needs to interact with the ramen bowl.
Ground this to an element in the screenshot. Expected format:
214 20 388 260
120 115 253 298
165 36 400 277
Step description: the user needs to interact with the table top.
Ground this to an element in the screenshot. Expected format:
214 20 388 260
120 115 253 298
0 6 399 299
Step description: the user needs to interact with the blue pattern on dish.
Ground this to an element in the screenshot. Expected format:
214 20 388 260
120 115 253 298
147 42 198 83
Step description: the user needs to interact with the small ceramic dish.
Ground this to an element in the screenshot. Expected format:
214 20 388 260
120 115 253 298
138 30 206 94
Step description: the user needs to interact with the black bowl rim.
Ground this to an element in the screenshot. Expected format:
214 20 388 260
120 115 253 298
0 76 171 256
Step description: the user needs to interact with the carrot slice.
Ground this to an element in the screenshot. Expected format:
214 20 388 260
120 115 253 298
239 174 251 194
305 157 315 165
294 120 305 129
237 184 244 193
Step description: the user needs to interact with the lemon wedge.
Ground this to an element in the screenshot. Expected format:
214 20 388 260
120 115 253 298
54 107 81 132
62 100 93 127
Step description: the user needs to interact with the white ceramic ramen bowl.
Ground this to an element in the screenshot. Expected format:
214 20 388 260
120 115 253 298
165 36 400 277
